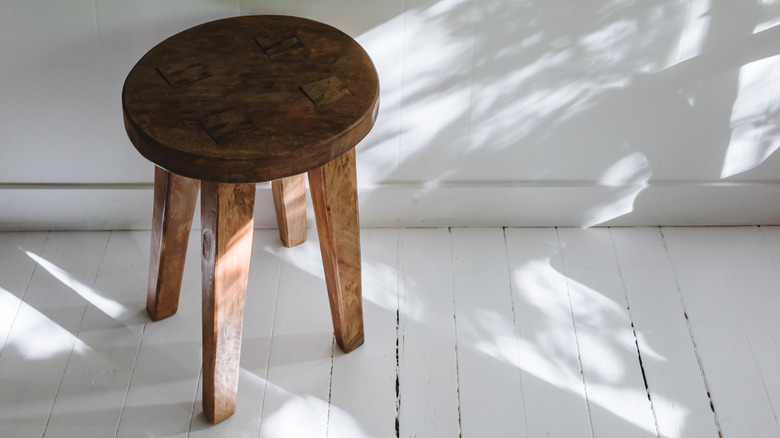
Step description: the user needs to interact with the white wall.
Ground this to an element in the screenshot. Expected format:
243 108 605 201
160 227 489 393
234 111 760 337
2 0 780 229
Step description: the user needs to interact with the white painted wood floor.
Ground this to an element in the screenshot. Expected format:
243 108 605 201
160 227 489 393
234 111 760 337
1 227 779 438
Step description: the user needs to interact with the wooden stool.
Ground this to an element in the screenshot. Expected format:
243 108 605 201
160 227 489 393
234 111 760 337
122 15 379 424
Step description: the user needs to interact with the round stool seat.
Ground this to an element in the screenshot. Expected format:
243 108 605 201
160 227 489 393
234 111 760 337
122 15 379 183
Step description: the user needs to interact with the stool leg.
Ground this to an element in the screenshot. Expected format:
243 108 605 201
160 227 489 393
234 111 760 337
272 174 307 247
147 166 200 321
200 182 256 424
308 149 364 353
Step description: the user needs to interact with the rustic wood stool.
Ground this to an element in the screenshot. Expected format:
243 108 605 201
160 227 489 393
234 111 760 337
122 15 379 424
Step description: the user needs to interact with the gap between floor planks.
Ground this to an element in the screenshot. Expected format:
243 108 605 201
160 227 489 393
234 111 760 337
0 227 778 437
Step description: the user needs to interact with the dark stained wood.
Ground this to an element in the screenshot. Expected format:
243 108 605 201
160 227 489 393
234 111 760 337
200 181 256 424
122 15 380 184
308 148 364 353
124 15 379 424
272 174 308 247
147 166 200 321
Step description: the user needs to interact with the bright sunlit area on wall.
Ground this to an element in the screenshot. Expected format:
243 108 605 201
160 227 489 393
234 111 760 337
349 0 780 227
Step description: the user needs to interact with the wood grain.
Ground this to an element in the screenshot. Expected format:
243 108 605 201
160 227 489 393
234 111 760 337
122 15 379 184
271 174 307 247
200 181 256 424
147 166 199 321
308 148 364 352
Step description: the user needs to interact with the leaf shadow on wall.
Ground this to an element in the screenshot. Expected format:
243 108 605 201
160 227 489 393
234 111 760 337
349 0 780 226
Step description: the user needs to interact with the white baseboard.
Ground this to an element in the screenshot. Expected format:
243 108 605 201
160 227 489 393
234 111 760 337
2 181 780 230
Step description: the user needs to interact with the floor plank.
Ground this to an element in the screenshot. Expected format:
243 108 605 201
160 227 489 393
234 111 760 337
0 232 47 353
257 233 334 438
505 227 592 437
663 227 780 438
45 231 149 437
0 232 109 438
611 228 719 438
397 228 460 437
755 226 780 425
327 228 400 438
556 228 658 438
451 228 525 436
115 230 202 438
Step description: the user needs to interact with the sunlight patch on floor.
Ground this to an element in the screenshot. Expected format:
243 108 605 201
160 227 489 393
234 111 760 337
262 240 323 282
511 255 665 436
1 290 77 360
259 393 329 438
24 250 129 320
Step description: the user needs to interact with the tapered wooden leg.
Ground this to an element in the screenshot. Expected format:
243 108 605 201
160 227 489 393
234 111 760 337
147 166 200 321
272 174 307 247
308 149 364 353
200 182 255 424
